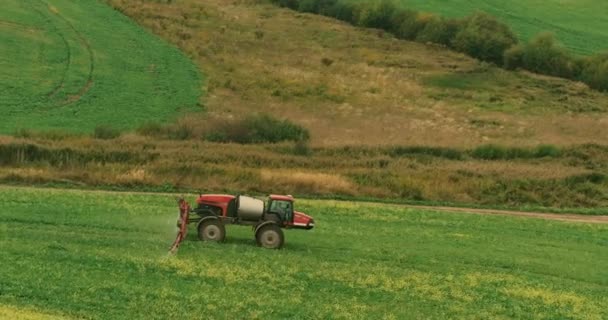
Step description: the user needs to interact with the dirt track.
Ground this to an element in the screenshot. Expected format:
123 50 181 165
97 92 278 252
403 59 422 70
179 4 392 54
403 205 608 224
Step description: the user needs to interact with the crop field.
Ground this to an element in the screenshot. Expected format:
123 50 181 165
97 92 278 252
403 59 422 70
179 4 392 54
353 0 608 55
1 187 607 319
0 0 201 134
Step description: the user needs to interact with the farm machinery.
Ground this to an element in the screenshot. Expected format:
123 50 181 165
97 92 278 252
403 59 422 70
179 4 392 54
170 194 314 252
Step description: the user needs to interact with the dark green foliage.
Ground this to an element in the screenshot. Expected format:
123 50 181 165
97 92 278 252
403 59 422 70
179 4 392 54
389 9 425 40
452 12 518 65
416 17 462 46
356 0 397 30
580 53 608 91
520 32 581 78
93 125 121 140
471 144 562 160
206 114 310 144
503 44 525 70
388 146 463 160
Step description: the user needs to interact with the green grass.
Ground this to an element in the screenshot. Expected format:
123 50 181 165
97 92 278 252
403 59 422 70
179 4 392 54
1 187 607 319
0 0 201 134
391 0 608 55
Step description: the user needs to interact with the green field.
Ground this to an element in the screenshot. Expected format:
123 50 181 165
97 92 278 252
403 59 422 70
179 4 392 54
1 187 606 319
0 0 201 134
392 0 608 55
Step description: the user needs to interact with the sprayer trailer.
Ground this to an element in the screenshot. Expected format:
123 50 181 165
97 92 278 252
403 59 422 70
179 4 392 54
175 194 314 249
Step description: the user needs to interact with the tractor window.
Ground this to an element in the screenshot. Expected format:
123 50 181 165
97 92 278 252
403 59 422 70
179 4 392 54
269 200 293 222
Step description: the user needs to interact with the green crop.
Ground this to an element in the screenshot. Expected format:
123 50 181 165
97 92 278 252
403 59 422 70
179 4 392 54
364 0 608 55
0 0 201 134
1 187 606 319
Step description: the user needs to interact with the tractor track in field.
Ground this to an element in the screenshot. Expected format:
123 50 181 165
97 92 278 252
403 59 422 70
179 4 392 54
0 185 606 224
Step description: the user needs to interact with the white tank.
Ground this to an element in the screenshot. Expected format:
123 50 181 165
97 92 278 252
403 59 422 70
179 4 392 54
237 196 264 221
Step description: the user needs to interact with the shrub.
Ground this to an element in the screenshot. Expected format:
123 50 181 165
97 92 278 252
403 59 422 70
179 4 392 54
503 44 524 70
452 12 518 65
243 114 310 143
521 32 581 79
205 114 309 144
534 144 561 158
93 125 120 140
416 17 462 46
388 146 463 160
324 1 358 23
357 0 397 30
389 9 425 40
580 53 608 92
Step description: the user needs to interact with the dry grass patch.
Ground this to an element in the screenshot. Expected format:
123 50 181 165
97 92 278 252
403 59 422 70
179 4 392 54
105 0 608 147
260 169 355 195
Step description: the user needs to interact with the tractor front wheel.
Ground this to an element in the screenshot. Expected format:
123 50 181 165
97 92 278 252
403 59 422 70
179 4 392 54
256 224 284 249
198 219 226 242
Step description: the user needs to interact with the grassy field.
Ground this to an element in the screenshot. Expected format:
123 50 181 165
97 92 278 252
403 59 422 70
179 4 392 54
0 0 201 134
393 0 608 56
105 0 608 147
0 187 607 319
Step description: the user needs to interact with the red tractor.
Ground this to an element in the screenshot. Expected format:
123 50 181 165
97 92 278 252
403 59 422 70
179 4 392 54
172 194 314 250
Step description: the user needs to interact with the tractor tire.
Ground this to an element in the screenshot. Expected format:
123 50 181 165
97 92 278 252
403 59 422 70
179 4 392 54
198 219 226 242
255 224 284 249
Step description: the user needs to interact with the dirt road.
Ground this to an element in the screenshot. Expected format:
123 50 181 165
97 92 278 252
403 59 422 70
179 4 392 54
403 205 608 224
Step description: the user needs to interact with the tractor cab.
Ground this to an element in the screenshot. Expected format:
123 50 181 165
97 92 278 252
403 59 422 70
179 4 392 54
267 194 314 230
267 194 294 223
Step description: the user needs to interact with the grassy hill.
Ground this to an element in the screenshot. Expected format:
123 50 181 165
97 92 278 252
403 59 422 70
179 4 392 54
106 0 608 147
0 0 201 134
391 0 608 56
1 187 606 319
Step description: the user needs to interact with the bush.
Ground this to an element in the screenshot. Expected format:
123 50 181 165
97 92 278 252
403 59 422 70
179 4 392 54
520 32 581 79
503 44 524 70
93 125 120 140
356 0 397 30
471 144 562 160
389 9 425 40
388 146 463 160
580 53 608 92
205 114 309 144
416 17 462 46
452 12 517 65
534 144 561 158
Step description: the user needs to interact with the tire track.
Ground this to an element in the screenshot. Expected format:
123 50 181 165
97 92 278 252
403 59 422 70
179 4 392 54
38 0 95 107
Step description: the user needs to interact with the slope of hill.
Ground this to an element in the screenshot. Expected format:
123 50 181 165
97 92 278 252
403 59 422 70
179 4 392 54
0 0 201 134
393 0 608 55
106 0 608 147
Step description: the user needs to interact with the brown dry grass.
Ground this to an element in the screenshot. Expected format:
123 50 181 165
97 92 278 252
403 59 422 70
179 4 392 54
0 136 606 208
105 0 608 147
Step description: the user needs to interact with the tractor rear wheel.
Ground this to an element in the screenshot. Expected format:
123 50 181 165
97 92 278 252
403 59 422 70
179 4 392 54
256 224 284 249
198 219 226 242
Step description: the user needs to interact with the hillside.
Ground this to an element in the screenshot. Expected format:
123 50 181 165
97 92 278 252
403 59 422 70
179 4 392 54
106 0 608 147
0 0 201 134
